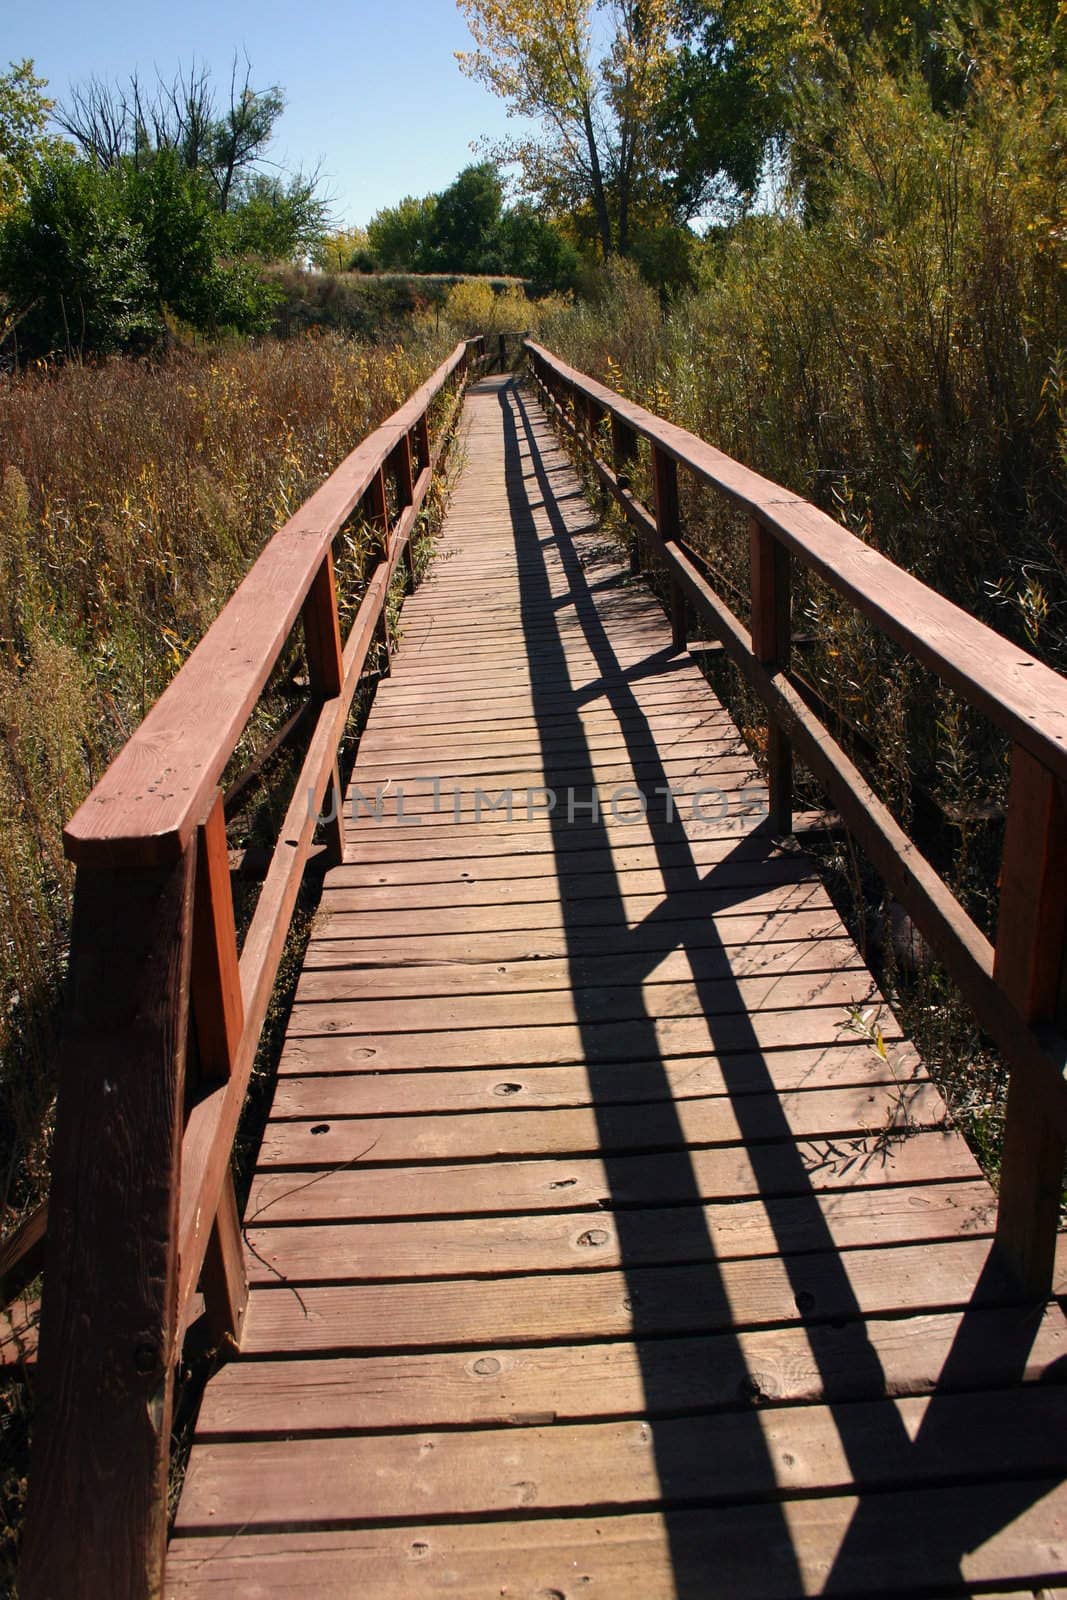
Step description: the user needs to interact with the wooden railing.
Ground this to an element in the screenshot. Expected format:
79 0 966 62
526 337 1067 1299
19 336 485 1600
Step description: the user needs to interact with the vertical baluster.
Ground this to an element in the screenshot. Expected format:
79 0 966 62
302 551 346 861
610 416 640 574
366 469 392 674
190 792 250 1345
993 743 1067 1298
651 445 686 652
749 515 793 834
389 434 416 595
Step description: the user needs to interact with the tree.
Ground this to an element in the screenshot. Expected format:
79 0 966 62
55 58 286 210
0 60 56 220
491 202 580 287
0 150 160 357
311 224 373 272
456 0 682 257
221 170 331 259
366 194 437 269
428 161 503 271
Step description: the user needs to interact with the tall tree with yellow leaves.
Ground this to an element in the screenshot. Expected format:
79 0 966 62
456 0 681 257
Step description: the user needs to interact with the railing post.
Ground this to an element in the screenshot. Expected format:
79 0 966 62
749 514 794 834
389 434 417 595
302 549 344 699
610 416 640 573
190 792 249 1346
414 410 431 480
301 552 346 863
651 444 687 651
21 848 196 1600
993 743 1067 1299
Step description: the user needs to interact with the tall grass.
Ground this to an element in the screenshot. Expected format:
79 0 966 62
0 328 452 1235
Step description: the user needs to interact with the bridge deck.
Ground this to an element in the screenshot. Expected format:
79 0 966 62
168 378 1067 1597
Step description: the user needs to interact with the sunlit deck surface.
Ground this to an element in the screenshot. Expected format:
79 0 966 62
167 377 1067 1598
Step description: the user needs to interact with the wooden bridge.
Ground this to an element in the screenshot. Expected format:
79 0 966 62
12 339 1067 1597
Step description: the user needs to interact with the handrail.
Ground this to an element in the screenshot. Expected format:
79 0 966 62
526 342 1067 784
526 336 1067 1303
20 334 486 1600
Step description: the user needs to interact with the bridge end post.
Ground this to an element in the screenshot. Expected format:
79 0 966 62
993 743 1067 1299
20 847 196 1600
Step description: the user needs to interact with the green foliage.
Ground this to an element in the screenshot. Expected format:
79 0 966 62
221 171 331 260
0 59 55 220
367 193 438 270
0 150 161 356
0 56 328 358
0 147 278 357
427 161 503 270
365 163 577 288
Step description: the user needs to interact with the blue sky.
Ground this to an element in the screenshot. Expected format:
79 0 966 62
7 0 533 227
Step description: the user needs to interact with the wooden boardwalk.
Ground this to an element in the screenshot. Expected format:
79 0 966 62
167 377 1067 1597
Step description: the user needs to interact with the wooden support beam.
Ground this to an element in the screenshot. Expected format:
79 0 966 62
302 549 344 700
189 791 248 1346
21 850 195 1600
366 466 389 545
750 514 794 835
191 791 243 1084
414 411 431 478
320 757 345 868
993 744 1067 1299
201 1172 248 1352
652 445 686 651
389 437 417 594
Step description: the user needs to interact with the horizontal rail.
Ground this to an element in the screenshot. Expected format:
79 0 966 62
527 336 1067 1309
63 340 478 867
525 341 1067 787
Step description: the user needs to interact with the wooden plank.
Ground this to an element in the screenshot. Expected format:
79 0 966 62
165 1484 1067 1599
994 743 1067 1296
302 549 344 699
245 1180 993 1284
190 791 243 1083
327 830 814 886
201 1172 248 1350
247 1129 981 1225
278 1004 901 1074
269 1042 920 1118
292 938 865 1001
750 514 793 832
0 1201 48 1306
285 968 879 1035
310 883 835 942
175 1387 1067 1530
194 1302 1067 1435
302 911 848 965
236 1237 1027 1356
255 1081 947 1168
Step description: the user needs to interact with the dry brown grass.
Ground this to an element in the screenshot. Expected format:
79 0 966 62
0 328 452 1240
